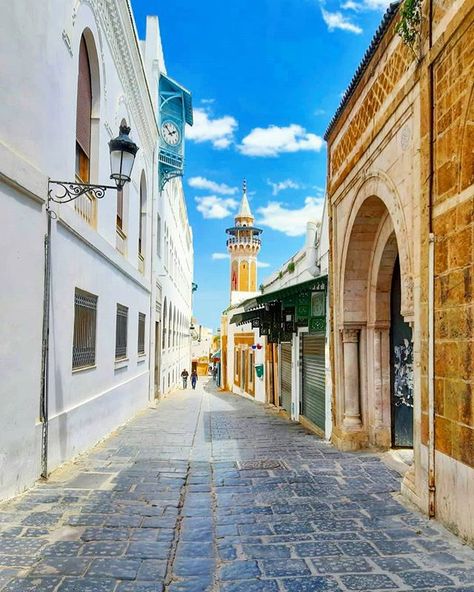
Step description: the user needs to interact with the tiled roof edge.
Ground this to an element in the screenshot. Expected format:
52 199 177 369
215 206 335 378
323 1 402 142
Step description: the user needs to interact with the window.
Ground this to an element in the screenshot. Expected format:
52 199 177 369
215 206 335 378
138 312 146 355
138 174 146 257
72 289 97 370
116 189 124 229
115 303 128 360
76 36 92 182
162 299 167 350
156 214 162 257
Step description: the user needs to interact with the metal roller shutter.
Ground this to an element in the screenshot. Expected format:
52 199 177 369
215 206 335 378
302 334 325 431
280 342 292 415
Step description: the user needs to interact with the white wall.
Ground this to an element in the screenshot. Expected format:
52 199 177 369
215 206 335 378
0 0 159 499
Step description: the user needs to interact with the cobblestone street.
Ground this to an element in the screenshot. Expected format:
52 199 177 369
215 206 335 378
0 380 473 592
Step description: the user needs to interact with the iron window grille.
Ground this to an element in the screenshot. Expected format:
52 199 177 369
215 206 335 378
138 312 146 355
115 303 128 360
72 289 98 369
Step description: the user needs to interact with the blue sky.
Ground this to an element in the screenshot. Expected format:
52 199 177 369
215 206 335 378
131 0 392 330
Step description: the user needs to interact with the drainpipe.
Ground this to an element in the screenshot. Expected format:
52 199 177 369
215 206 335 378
40 204 52 479
427 0 436 518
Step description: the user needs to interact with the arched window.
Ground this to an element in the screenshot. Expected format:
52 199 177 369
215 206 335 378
76 35 92 182
168 304 173 348
162 298 167 350
139 172 147 259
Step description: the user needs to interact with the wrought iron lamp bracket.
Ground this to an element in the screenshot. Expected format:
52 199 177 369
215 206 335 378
48 180 117 205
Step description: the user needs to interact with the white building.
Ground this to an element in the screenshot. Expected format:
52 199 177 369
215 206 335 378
155 177 194 395
0 1 193 500
223 200 331 436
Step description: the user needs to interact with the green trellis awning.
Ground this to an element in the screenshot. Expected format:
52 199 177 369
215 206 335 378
255 275 328 307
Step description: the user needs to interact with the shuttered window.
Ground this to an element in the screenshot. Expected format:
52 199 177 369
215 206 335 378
75 36 92 182
115 304 128 360
116 189 124 229
72 289 97 370
138 313 146 355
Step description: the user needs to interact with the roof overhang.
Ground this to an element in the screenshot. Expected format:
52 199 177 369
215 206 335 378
160 73 193 126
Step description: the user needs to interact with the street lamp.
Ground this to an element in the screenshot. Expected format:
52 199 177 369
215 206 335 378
48 124 139 203
41 125 139 480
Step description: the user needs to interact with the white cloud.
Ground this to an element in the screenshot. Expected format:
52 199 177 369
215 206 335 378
257 261 271 268
321 8 363 34
267 179 301 196
342 0 391 9
189 176 238 196
201 98 215 104
239 124 324 157
257 196 324 237
186 108 237 149
212 252 230 260
195 195 238 219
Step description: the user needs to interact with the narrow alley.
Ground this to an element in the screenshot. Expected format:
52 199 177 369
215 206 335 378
0 382 473 592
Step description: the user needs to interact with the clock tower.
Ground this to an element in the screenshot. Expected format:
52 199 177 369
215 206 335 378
226 180 263 305
158 74 193 190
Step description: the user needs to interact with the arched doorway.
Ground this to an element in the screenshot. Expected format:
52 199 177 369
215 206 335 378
338 192 413 450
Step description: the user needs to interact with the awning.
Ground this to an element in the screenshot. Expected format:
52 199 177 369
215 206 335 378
257 275 327 306
160 74 193 125
212 349 221 360
230 310 263 325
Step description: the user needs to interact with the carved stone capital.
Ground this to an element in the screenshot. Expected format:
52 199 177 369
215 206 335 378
341 327 360 343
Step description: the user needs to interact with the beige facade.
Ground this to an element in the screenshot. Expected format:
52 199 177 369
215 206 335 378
326 0 473 542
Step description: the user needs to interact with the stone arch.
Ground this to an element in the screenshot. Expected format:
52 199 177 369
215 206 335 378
337 173 414 449
339 172 413 325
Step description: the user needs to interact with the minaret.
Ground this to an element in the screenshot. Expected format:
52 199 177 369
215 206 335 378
226 180 262 304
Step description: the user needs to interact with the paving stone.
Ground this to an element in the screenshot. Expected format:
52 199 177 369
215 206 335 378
136 559 167 580
30 557 90 576
86 558 140 580
57 578 117 592
116 584 164 592
219 560 261 580
80 541 127 556
446 567 474 583
167 577 213 591
2 577 63 591
339 573 399 589
294 541 342 557
398 570 455 588
261 558 312 577
126 541 170 559
173 557 215 577
311 557 373 573
242 543 291 558
42 541 82 556
338 541 379 556
281 577 341 591
221 581 280 592
371 556 420 571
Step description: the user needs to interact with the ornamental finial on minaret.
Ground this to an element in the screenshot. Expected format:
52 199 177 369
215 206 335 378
236 178 253 221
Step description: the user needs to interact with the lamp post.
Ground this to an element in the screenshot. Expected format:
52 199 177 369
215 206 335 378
40 125 138 479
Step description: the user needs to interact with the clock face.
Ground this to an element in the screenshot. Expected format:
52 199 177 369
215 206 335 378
161 121 180 146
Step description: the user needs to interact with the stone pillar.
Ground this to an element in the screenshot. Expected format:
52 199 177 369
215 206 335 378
342 328 362 429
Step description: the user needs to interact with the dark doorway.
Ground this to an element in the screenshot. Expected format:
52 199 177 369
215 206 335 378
390 257 414 447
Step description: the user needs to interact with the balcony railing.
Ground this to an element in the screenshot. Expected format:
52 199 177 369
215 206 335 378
138 252 145 274
226 237 261 247
116 226 127 255
74 192 96 227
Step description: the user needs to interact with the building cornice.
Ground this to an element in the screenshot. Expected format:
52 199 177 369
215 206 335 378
80 0 158 155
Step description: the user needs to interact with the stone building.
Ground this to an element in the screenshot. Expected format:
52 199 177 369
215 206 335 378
325 0 473 541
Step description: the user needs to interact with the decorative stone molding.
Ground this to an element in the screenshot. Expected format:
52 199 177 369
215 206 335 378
401 273 414 318
75 0 158 155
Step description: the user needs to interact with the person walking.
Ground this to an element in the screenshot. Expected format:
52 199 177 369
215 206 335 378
181 369 189 389
190 369 198 390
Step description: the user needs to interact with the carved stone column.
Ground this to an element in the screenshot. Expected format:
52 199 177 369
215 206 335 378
342 327 362 429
